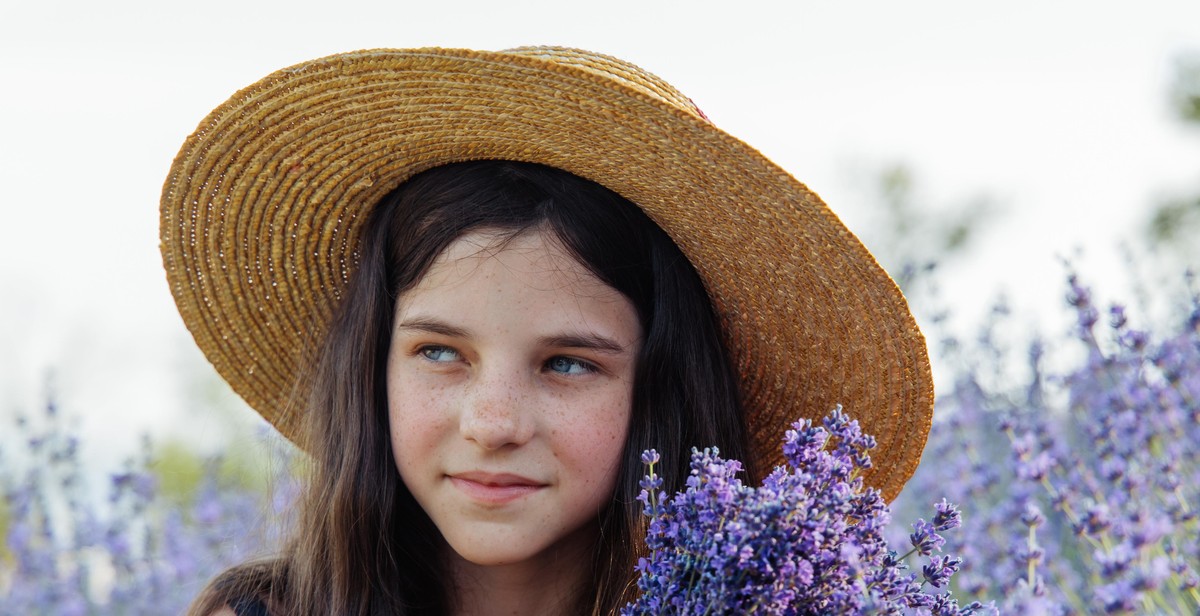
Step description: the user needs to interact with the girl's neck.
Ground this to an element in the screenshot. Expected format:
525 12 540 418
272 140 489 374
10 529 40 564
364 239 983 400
445 529 594 616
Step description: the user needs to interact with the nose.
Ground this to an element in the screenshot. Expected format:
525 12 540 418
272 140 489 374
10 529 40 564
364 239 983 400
459 366 535 450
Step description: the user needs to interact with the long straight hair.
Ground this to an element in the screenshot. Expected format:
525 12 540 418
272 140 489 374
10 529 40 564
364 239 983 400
189 160 753 615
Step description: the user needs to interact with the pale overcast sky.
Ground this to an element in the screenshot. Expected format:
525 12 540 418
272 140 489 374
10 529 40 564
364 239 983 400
2 0 1199 468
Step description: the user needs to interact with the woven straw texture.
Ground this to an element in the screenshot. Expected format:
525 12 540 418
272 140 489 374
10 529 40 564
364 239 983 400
160 47 933 501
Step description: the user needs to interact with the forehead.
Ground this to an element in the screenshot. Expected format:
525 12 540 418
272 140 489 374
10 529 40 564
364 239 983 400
414 228 596 291
397 227 641 343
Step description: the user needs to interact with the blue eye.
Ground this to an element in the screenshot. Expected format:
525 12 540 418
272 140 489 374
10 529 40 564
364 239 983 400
419 345 460 362
546 356 596 375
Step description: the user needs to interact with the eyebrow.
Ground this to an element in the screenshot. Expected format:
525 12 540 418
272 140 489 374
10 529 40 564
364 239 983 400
537 333 629 355
394 317 472 339
395 317 629 354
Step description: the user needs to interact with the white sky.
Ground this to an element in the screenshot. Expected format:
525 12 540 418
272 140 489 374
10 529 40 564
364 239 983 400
2 0 1199 469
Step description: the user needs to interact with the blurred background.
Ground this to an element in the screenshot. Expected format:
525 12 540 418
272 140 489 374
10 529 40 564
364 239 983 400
2 0 1199 514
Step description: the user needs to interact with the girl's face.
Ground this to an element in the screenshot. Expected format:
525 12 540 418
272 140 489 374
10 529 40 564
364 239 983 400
386 228 641 568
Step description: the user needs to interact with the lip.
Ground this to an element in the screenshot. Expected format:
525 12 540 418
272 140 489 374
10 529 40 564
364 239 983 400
448 471 546 505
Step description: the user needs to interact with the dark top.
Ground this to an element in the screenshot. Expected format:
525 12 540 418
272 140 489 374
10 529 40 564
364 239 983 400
230 596 269 616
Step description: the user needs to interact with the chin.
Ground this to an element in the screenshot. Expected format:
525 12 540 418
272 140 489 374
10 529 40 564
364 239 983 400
448 540 537 567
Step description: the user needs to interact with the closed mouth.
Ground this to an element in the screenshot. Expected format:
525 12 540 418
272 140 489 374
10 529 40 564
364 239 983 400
448 471 546 504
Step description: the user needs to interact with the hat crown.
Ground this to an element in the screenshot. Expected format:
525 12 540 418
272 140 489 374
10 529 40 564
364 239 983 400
501 46 710 122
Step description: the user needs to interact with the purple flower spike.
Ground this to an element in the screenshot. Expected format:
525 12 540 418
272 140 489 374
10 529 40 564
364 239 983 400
1020 503 1045 528
933 498 962 531
911 519 946 556
924 555 963 588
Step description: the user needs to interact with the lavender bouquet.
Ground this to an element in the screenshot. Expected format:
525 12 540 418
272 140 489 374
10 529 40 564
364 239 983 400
623 408 985 615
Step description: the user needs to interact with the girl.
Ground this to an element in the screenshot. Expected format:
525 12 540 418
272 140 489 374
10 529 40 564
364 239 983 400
161 47 933 615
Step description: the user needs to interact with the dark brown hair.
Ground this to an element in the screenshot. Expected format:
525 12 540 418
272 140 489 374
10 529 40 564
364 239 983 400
189 160 753 615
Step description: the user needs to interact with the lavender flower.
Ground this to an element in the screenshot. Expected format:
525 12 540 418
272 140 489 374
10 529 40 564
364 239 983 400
932 499 962 532
624 407 981 615
910 519 947 557
922 555 962 588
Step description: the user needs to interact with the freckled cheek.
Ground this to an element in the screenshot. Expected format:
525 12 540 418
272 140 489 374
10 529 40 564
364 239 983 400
387 375 455 471
555 396 632 488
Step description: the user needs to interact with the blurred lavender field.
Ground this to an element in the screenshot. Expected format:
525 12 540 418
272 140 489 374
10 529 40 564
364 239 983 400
0 406 298 614
889 272 1200 613
3 271 1198 613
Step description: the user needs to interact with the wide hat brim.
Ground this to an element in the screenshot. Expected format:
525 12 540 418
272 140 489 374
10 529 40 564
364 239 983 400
160 47 933 501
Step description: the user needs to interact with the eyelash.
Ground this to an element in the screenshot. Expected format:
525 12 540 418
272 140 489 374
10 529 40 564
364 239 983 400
544 356 598 376
414 345 598 376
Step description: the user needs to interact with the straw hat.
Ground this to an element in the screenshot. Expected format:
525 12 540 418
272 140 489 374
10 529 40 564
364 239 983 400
160 46 933 501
